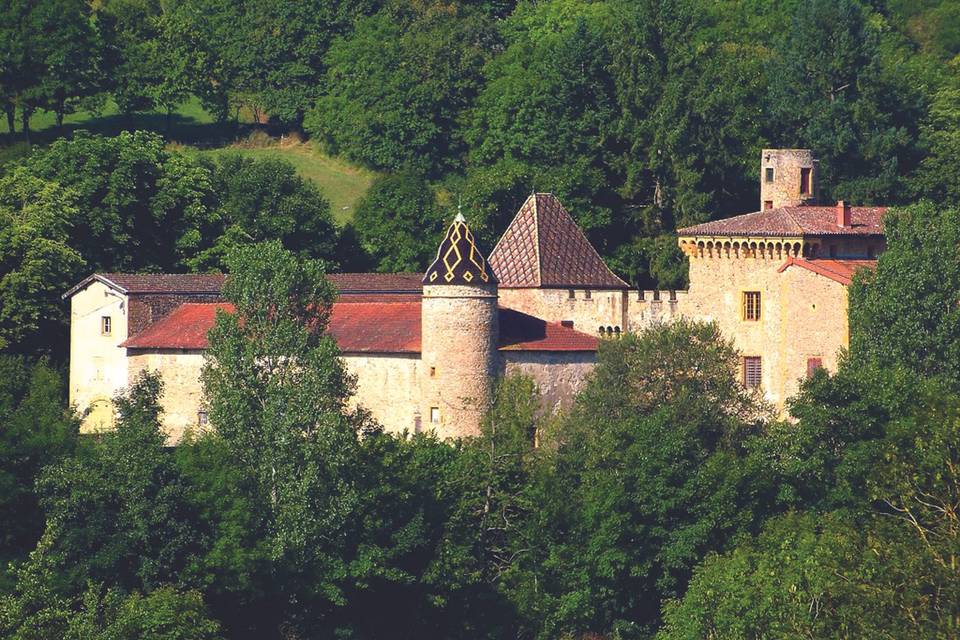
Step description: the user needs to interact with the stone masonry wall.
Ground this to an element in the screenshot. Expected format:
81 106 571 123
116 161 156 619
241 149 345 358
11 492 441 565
497 287 626 335
344 353 422 435
501 351 595 415
760 148 819 208
127 349 207 444
420 284 499 439
69 281 129 433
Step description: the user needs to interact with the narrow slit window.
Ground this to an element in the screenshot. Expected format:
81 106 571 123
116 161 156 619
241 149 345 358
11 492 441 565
800 167 812 195
584 289 592 300
743 356 762 389
429 366 436 378
430 407 440 424
742 291 761 321
101 316 112 336
567 289 575 300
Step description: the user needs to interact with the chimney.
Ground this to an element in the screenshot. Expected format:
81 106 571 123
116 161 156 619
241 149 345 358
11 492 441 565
836 200 851 228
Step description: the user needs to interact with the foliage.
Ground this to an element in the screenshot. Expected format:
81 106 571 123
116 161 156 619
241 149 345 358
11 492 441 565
504 321 776 637
0 357 78 580
848 202 960 388
305 8 497 175
352 171 447 272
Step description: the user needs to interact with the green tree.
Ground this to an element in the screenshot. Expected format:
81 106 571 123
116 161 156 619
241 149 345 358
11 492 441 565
306 7 497 174
0 357 78 582
200 241 373 636
0 169 84 354
767 0 923 204
67 586 223 640
352 171 447 272
848 202 960 388
508 320 775 637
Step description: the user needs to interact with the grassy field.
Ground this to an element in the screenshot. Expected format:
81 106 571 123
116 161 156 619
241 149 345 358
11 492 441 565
192 142 375 225
0 99 375 223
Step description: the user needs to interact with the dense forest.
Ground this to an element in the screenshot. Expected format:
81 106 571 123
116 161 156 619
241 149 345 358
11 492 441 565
1 0 960 637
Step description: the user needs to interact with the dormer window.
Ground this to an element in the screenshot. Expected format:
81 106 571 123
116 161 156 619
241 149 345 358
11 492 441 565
101 316 112 336
765 167 774 183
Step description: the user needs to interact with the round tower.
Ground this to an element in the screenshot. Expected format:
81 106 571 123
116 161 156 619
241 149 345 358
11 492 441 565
420 213 499 439
760 149 819 209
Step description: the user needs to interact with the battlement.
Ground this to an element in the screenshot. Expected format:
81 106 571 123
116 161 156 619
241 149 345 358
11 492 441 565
626 289 689 333
679 237 810 260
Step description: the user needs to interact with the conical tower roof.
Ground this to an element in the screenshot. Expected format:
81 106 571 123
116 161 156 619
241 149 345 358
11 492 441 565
422 213 497 286
488 193 629 289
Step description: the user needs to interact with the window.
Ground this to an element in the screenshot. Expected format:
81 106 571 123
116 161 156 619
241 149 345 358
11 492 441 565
807 358 823 378
197 411 209 426
101 316 112 336
742 291 761 321
764 200 774 210
765 167 774 183
800 167 812 195
429 366 436 378
430 407 440 424
567 289 575 300
584 289 592 300
743 356 762 389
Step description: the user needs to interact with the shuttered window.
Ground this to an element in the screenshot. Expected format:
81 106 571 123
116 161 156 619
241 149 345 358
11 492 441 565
742 291 761 321
743 356 762 389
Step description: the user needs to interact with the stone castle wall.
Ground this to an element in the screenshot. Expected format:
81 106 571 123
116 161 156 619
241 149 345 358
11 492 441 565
343 353 422 435
760 148 819 208
69 281 129 433
497 287 627 334
420 284 499 439
127 349 207 443
501 351 595 415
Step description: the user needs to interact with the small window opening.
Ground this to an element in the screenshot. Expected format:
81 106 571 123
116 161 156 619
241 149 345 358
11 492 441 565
197 411 209 426
429 366 436 378
806 358 823 378
765 167 774 183
800 167 812 195
567 289 575 300
584 289 592 300
101 316 112 336
743 356 762 389
764 200 774 210
430 407 440 424
742 291 761 321
598 326 605 335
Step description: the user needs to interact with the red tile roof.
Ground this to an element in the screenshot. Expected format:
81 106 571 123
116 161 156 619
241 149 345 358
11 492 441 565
327 302 422 353
121 303 234 349
122 301 599 353
777 257 877 286
498 308 599 351
489 193 629 289
677 206 887 238
329 273 423 293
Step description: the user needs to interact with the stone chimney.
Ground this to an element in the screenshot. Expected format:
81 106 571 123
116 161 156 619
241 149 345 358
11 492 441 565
836 200 851 228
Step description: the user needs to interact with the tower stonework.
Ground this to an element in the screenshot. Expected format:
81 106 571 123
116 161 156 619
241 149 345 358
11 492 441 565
420 214 499 439
760 149 819 209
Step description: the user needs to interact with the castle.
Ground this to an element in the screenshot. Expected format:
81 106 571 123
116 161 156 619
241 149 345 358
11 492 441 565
65 149 886 441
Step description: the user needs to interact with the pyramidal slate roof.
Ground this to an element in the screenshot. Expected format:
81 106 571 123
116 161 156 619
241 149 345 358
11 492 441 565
423 214 496 286
488 193 629 289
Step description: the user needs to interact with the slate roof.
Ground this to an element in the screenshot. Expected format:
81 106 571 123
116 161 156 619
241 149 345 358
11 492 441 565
65 272 424 300
488 193 629 289
677 206 887 238
64 273 227 298
122 302 598 353
777 258 877 286
423 214 496 286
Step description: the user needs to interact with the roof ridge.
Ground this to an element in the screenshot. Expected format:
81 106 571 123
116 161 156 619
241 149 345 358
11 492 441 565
780 207 805 234
532 194 543 287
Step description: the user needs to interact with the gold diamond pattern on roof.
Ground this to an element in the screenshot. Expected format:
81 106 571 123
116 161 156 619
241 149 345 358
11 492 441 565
423 217 496 286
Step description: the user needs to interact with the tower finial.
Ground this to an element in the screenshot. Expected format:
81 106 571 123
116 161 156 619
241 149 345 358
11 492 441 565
455 194 465 223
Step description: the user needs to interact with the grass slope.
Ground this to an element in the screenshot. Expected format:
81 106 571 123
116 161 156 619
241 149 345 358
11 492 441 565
0 99 375 223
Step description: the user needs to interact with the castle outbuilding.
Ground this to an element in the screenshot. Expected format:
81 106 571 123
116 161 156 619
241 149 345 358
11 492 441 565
65 149 887 441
